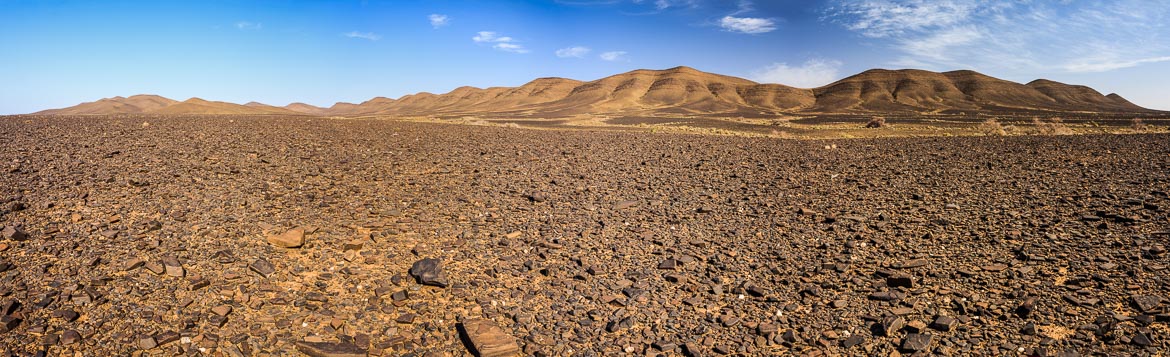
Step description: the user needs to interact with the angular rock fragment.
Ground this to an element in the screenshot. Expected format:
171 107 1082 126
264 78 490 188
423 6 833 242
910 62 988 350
0 315 21 333
1 226 27 241
900 333 933 352
162 256 185 277
930 316 957 332
60 330 81 345
250 258 276 278
410 258 449 287
1131 295 1163 314
266 227 305 248
460 319 521 357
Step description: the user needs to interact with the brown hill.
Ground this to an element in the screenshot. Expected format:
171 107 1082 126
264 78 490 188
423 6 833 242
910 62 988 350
36 95 177 115
284 103 330 116
150 98 300 115
37 67 1157 116
809 69 1153 114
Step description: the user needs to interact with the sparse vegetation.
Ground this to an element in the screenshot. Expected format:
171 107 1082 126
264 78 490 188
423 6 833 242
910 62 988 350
865 116 886 128
979 118 1006 136
1131 118 1149 132
1033 117 1073 135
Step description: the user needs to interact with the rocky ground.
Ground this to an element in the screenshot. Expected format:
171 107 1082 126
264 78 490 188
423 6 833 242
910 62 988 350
0 114 1168 356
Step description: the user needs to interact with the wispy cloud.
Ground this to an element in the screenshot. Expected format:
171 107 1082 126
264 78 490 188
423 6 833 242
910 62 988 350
235 21 262 30
343 31 381 41
719 16 776 34
600 51 628 61
826 0 1170 73
555 46 592 58
473 31 528 53
428 14 449 29
750 59 843 88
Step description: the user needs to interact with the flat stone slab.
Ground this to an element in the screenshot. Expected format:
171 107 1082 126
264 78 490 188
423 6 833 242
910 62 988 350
461 319 520 357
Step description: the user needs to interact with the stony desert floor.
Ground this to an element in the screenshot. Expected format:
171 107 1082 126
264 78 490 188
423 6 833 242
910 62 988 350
0 115 1168 356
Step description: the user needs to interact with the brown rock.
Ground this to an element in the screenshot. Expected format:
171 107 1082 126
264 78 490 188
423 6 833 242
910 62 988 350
1 226 27 241
250 258 276 278
266 227 305 248
60 330 81 345
162 256 185 277
460 319 521 357
211 305 232 316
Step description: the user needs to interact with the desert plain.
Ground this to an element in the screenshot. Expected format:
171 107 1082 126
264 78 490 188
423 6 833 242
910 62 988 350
0 110 1167 357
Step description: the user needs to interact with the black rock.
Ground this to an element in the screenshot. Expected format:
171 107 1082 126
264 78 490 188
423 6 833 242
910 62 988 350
250 259 276 278
1130 295 1163 314
900 333 933 352
409 258 449 287
1017 296 1039 317
887 275 913 288
930 316 958 332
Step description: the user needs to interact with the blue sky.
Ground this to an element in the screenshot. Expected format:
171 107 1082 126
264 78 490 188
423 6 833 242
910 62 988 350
2 0 1169 113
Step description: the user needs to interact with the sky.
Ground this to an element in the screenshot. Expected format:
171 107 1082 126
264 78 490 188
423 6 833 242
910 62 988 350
2 0 1169 114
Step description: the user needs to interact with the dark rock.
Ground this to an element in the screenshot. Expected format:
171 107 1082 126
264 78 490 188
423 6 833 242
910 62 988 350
1131 295 1163 314
1017 296 1039 317
930 316 958 332
842 334 864 348
250 258 276 278
900 333 933 352
60 330 81 345
0 315 21 333
887 275 913 288
409 258 449 287
1 226 27 241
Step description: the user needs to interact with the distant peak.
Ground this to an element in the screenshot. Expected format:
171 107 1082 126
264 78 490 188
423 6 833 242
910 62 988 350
184 97 208 103
1026 79 1061 86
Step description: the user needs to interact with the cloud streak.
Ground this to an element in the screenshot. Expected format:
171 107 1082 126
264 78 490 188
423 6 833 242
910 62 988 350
719 16 776 34
600 51 628 61
343 31 381 41
473 31 528 53
826 0 1170 74
556 46 592 58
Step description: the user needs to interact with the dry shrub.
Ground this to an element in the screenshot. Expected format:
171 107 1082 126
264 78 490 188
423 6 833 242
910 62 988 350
865 116 886 128
979 118 1006 136
1131 118 1149 132
1033 117 1072 135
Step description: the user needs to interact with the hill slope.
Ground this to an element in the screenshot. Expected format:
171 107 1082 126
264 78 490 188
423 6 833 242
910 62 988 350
34 67 1157 116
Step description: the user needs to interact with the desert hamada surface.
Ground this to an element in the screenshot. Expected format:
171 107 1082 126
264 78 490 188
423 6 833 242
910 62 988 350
5 0 1170 356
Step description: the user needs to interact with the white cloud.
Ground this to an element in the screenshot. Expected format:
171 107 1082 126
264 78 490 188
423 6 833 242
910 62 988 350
494 43 530 53
429 14 450 28
235 21 262 30
600 51 628 61
831 0 974 38
343 31 381 41
555 46 592 58
473 31 527 53
1064 56 1170 73
750 59 843 88
826 0 1170 74
719 16 777 34
472 31 512 43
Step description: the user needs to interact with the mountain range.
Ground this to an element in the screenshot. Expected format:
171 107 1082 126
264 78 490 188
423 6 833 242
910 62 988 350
35 67 1156 116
